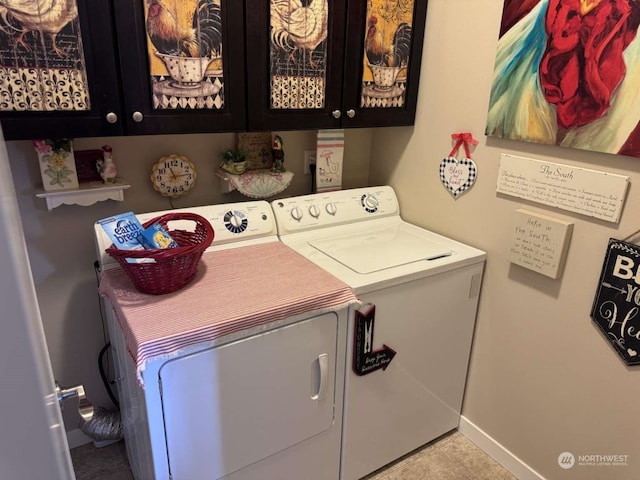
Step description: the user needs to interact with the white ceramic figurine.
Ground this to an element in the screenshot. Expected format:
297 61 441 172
97 145 117 183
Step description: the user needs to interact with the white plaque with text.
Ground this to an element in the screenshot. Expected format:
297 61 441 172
509 209 573 279
497 154 629 223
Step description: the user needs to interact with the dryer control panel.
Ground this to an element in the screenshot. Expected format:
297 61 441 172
139 202 276 246
272 186 400 235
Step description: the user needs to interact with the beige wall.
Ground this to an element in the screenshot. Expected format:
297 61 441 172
6 129 371 432
8 0 640 477
369 1 640 479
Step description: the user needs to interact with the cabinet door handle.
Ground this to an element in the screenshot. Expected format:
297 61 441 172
346 109 355 118
311 353 329 401
132 111 144 123
105 112 118 124
331 110 341 119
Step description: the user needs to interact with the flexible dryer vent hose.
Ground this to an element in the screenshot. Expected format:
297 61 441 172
79 406 123 441
56 382 123 442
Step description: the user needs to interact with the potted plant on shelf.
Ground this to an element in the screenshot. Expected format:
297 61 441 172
220 149 248 175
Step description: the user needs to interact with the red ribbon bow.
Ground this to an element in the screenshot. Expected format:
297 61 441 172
449 132 478 158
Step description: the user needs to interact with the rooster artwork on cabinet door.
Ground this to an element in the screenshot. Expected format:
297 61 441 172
269 0 329 109
0 0 90 111
361 0 415 109
145 0 224 110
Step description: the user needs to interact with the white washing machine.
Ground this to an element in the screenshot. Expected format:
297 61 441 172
271 186 486 480
94 201 354 480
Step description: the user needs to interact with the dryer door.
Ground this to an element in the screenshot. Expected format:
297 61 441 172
159 313 339 480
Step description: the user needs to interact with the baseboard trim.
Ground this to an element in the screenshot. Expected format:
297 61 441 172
459 416 546 480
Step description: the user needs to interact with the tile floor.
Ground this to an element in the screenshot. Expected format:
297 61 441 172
71 430 517 480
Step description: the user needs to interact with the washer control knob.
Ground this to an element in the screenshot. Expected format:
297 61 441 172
325 202 337 215
309 205 320 218
361 194 379 213
365 195 378 209
223 210 248 233
229 213 243 228
291 206 303 221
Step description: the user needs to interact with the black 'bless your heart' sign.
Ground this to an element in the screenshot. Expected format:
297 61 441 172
591 239 640 366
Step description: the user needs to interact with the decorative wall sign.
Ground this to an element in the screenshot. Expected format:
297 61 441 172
237 132 273 170
508 209 573 279
591 239 640 366
74 149 104 183
497 154 629 223
353 304 396 376
33 139 79 191
316 129 344 192
440 157 477 198
439 132 478 198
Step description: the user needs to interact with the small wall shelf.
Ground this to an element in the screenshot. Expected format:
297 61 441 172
216 169 294 199
36 180 130 211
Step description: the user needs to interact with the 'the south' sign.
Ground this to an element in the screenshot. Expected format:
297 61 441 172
353 304 396 375
591 239 640 366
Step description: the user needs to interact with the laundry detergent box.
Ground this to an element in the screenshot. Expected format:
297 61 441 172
137 222 178 249
98 212 146 262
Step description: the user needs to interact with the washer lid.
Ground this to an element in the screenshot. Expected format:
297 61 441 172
309 225 452 274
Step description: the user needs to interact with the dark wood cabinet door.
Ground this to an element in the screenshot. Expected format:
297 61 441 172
112 0 246 135
0 0 124 141
341 0 428 128
245 0 348 131
0 0 427 141
246 0 427 131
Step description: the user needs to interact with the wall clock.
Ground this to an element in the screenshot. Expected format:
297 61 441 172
151 154 197 198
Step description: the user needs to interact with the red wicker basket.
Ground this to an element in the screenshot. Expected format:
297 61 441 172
105 212 215 295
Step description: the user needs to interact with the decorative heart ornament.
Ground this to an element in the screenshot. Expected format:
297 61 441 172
439 156 477 198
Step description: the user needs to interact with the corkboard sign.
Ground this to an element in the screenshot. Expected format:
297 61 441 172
237 132 273 170
508 209 573 279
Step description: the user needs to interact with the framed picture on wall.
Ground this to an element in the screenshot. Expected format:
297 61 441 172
486 0 640 158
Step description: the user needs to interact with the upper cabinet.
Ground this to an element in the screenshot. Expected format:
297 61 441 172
0 0 246 140
0 0 123 140
245 0 428 131
0 0 426 140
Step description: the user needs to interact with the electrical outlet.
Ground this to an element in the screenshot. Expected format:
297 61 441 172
304 150 316 175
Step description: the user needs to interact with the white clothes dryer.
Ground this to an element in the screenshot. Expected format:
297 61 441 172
272 186 486 480
94 201 355 480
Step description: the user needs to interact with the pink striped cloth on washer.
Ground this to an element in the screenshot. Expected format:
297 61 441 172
99 241 357 386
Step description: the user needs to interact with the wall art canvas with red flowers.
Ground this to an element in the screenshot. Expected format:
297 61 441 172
485 0 640 158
